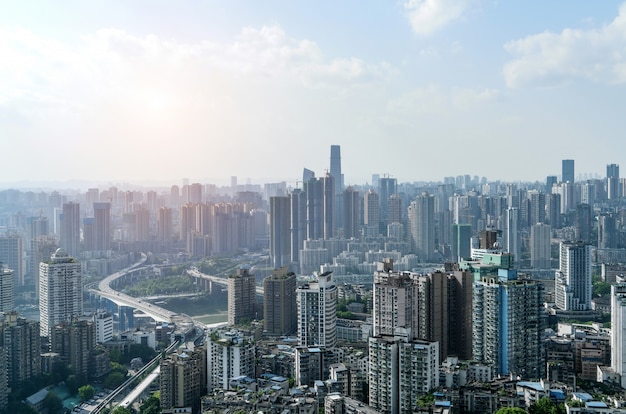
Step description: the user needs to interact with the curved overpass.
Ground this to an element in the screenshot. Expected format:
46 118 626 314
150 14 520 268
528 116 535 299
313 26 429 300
186 267 264 295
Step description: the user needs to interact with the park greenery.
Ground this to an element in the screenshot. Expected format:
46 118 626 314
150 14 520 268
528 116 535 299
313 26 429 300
124 275 199 297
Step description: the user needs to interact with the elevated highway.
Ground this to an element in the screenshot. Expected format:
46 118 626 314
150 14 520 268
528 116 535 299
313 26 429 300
186 267 264 295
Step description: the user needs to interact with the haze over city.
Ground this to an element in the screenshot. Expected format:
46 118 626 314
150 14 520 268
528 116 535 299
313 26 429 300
2 1 626 188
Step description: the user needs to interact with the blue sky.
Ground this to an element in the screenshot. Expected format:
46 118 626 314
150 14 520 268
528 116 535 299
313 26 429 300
2 1 626 187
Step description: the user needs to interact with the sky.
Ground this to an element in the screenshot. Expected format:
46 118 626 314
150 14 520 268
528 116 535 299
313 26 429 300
2 0 626 188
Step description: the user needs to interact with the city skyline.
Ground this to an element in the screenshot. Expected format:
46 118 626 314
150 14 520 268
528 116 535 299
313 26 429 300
2 2 626 186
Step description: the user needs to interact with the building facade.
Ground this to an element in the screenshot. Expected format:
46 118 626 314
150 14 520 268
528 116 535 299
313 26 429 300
296 271 337 348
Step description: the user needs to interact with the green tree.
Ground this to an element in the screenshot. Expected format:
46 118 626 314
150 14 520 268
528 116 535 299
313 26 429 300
104 371 126 389
79 384 96 401
42 392 63 414
139 394 160 414
495 408 528 414
111 407 132 414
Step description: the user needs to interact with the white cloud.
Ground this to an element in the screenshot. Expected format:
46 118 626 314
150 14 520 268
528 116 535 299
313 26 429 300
404 0 474 36
503 3 626 88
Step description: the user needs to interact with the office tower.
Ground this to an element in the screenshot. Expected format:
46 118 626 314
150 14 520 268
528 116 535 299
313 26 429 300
321 173 335 239
504 207 520 267
50 319 96 379
269 196 291 268
303 168 315 183
93 202 111 251
330 145 343 230
408 193 435 261
451 224 472 262
342 187 361 239
0 264 14 312
546 176 557 194
227 267 256 326
39 248 83 337
60 202 80 257
263 267 297 335
206 329 254 392
158 207 173 241
562 159 575 183
530 223 551 269
598 214 617 249
303 176 323 240
161 345 207 411
607 163 620 200
379 176 397 223
611 283 626 388
555 241 592 311
363 189 380 236
368 333 439 414
0 312 41 388
575 204 592 243
0 235 23 287
473 273 544 379
290 189 307 263
296 271 337 348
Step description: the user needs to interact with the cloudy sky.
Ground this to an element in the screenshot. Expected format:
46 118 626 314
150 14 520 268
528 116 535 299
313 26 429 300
2 1 626 188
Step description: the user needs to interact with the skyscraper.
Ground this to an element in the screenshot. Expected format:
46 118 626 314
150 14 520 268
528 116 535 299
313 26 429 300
342 186 361 239
379 176 397 224
227 267 256 325
530 223 551 269
39 248 82 337
161 345 208 411
269 196 291 268
451 223 472 262
0 235 23 287
504 207 520 267
290 188 307 263
93 202 111 251
263 267 297 336
408 193 435 261
611 283 626 388
60 202 80 257
321 172 335 239
330 145 343 230
363 189 380 236
562 159 575 183
296 271 337 348
157 207 173 242
607 163 620 200
555 241 592 311
0 264 14 312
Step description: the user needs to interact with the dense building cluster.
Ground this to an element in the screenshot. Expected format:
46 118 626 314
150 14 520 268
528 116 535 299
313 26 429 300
3 149 626 413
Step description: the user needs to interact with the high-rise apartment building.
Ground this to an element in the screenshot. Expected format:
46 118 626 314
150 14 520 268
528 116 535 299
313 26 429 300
408 193 435 261
93 202 111 251
0 311 41 387
368 332 439 414
473 272 545 379
206 329 254 392
530 223 551 269
296 271 337 348
611 283 626 388
263 267 297 336
364 189 380 236
161 345 207 411
269 196 291 268
39 248 83 337
598 214 617 249
555 241 592 311
372 259 473 362
290 188 307 263
379 176 397 224
0 235 23 287
227 267 256 325
157 207 173 242
330 145 343 231
50 319 96 379
0 264 14 312
342 186 361 239
562 159 575 183
321 173 335 239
